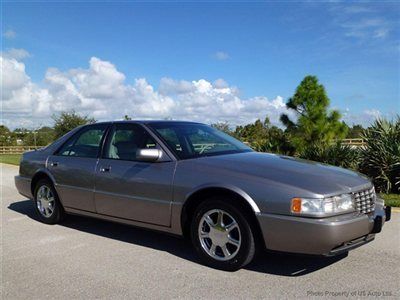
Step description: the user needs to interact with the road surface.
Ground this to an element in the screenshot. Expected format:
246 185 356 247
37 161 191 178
1 163 399 299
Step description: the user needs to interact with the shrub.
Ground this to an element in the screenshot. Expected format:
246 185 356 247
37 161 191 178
300 142 360 170
380 194 400 207
235 118 295 155
253 129 295 156
359 118 400 193
53 110 96 139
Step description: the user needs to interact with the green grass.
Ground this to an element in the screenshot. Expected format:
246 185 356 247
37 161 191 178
0 154 21 166
380 193 400 208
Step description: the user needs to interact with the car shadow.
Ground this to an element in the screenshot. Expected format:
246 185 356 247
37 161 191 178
8 199 347 276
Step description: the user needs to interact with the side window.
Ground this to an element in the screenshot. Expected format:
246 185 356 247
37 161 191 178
57 124 108 158
156 128 182 154
104 124 157 161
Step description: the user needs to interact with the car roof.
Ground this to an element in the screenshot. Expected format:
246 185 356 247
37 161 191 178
92 120 205 126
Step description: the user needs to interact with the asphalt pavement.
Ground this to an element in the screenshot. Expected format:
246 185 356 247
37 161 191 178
1 163 399 299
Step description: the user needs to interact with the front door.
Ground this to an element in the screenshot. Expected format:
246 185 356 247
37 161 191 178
94 123 176 226
48 123 109 212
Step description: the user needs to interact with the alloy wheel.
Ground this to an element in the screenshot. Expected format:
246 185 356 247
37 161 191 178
36 185 55 218
198 209 241 261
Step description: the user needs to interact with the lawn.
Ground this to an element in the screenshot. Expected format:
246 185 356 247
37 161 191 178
380 193 400 208
0 154 21 166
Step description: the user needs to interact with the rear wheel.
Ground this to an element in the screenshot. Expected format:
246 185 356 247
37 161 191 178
191 198 256 271
34 179 64 224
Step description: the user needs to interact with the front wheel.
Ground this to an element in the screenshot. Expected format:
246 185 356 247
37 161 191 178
191 198 256 271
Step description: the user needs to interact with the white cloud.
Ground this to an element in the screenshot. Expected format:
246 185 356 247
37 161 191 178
340 109 395 127
342 18 390 39
364 109 382 120
213 51 230 61
3 29 16 39
1 54 291 129
1 48 31 60
373 28 389 39
159 77 195 95
330 3 395 42
1 56 30 100
213 78 229 89
0 54 384 130
343 6 375 14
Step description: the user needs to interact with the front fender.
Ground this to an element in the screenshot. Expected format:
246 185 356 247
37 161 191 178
185 182 261 213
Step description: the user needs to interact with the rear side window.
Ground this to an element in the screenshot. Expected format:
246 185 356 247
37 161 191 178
56 124 108 158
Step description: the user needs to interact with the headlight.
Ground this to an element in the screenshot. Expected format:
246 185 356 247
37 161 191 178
291 194 354 216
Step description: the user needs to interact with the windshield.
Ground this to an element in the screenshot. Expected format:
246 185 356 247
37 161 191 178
148 122 253 159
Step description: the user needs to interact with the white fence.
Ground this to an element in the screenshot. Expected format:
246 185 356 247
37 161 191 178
340 138 365 147
0 138 366 155
0 146 41 154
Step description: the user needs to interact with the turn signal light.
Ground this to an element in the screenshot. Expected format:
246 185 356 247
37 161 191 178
291 198 302 213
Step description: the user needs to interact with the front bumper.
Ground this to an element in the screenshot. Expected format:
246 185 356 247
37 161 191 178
256 201 390 256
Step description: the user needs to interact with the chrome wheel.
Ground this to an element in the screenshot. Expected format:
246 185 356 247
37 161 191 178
36 185 55 218
198 209 241 261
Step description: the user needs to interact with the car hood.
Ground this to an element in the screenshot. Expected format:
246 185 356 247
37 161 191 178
198 151 371 196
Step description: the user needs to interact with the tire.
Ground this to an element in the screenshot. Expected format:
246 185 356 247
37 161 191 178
34 179 64 224
190 197 256 271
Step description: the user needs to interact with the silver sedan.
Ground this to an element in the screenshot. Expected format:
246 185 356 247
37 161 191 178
15 121 391 271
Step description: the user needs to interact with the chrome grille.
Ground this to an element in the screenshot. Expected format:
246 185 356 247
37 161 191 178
353 187 376 214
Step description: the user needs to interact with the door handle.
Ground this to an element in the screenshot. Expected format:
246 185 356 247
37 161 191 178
100 166 111 173
50 162 58 167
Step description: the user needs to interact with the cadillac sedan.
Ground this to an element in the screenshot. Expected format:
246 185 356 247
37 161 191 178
15 121 391 271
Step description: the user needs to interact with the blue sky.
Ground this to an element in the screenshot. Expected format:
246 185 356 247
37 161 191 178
2 1 399 128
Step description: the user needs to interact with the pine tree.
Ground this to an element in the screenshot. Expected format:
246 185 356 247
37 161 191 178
280 75 347 151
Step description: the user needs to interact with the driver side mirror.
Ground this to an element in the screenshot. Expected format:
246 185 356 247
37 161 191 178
136 148 163 162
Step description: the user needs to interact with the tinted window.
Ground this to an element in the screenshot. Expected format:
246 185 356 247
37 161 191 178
155 128 182 155
57 124 108 158
149 123 252 159
104 124 157 161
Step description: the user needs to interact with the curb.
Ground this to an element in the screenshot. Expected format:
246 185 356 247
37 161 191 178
391 207 400 213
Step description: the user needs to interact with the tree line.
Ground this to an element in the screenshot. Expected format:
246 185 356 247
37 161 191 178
0 111 95 147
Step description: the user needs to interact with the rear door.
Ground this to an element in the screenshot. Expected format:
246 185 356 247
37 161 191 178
94 123 176 226
48 123 109 212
